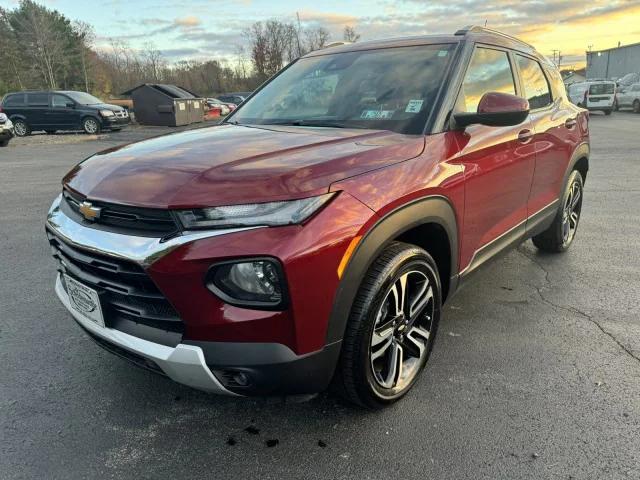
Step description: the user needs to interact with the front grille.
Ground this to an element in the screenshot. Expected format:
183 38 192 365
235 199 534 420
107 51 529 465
114 110 128 118
62 189 179 238
49 233 184 347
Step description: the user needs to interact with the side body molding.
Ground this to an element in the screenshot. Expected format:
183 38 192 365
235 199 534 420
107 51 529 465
325 195 458 344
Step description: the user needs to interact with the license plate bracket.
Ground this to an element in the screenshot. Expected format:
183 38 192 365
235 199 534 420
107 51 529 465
64 274 105 328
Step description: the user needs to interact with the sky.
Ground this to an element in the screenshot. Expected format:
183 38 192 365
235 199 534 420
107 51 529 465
1 0 640 68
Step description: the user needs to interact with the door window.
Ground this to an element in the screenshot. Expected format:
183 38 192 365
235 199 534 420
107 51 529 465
52 94 70 108
27 93 49 106
458 47 516 113
516 56 552 109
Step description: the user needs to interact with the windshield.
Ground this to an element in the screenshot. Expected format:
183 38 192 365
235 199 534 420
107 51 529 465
229 44 456 134
65 92 104 105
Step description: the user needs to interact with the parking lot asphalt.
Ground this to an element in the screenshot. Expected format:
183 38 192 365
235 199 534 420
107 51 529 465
1 114 639 479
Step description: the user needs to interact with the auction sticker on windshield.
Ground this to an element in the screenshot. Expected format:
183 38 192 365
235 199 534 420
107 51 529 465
405 99 424 113
360 110 395 119
64 274 105 327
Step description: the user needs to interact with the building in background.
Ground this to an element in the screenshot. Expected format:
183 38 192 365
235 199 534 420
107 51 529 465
586 42 640 80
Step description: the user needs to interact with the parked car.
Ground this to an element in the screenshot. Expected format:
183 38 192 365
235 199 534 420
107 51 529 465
567 80 616 114
616 72 640 89
217 93 250 105
0 90 130 136
206 98 230 116
615 83 640 113
46 26 589 408
0 113 14 147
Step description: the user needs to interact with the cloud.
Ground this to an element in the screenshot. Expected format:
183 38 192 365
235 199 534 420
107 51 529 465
174 16 201 28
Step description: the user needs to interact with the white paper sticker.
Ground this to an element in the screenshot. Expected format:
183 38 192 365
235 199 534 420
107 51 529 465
438 50 449 57
194 101 200 108
360 110 395 119
405 99 424 113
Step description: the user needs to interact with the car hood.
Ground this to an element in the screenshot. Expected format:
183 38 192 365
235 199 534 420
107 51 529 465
63 124 424 209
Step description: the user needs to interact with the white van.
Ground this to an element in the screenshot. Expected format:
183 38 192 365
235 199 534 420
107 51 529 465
567 80 616 115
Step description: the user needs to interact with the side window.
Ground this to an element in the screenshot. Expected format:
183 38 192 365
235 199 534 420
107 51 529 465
27 93 49 107
459 47 516 113
516 55 552 109
3 94 25 107
52 94 70 108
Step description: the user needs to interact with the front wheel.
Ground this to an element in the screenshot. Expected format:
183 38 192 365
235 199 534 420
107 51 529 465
532 170 584 252
604 109 612 115
82 117 100 134
334 242 441 408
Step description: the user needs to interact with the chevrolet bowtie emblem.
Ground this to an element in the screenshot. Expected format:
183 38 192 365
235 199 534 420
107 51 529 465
79 201 101 221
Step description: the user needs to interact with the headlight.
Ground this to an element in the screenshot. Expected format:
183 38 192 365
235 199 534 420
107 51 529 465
5 119 12 128
206 258 287 309
176 193 336 229
100 110 114 117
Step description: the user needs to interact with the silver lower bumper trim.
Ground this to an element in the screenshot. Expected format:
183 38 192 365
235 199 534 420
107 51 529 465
55 274 237 396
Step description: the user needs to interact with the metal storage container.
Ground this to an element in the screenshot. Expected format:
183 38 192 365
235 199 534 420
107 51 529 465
121 84 205 126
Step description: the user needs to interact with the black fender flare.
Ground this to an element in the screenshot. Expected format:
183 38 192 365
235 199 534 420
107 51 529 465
563 142 589 190
325 195 458 344
8 114 27 123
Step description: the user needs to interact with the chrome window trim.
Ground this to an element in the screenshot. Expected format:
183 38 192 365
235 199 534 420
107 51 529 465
46 194 263 267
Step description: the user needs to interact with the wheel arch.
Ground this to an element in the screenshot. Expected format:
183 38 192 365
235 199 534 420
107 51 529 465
325 195 459 344
566 142 589 186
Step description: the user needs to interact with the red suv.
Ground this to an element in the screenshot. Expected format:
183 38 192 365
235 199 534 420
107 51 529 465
46 26 589 408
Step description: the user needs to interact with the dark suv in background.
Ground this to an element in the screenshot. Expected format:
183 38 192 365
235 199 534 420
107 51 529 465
0 91 130 136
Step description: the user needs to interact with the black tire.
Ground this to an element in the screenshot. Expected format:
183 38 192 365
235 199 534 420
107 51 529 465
334 242 442 409
45 130 56 134
0 140 8 147
532 170 584 253
633 100 640 114
604 109 612 115
82 117 100 134
12 119 30 137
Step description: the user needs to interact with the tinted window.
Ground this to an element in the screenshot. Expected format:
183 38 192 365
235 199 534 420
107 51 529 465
232 44 457 134
27 93 49 106
52 94 70 108
589 83 614 95
65 92 103 105
516 55 551 109
459 47 515 113
3 94 25 107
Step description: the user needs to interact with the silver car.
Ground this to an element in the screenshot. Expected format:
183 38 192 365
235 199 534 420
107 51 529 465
615 83 640 113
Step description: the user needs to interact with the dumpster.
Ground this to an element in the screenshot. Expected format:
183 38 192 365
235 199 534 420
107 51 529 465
121 84 205 126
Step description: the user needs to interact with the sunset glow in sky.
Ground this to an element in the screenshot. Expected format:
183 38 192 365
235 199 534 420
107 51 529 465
1 0 639 67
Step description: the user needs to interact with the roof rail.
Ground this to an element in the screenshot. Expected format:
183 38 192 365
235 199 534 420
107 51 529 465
455 25 534 49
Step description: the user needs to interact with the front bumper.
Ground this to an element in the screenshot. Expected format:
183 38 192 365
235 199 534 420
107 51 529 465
55 274 237 395
102 115 130 129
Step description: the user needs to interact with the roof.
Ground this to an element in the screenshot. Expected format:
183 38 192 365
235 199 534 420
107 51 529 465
303 25 540 59
121 84 200 98
587 42 640 55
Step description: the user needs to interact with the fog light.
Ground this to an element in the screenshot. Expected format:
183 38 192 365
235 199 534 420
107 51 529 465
206 258 288 309
232 372 250 387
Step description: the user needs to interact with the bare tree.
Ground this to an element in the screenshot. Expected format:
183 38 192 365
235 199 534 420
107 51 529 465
142 42 164 82
74 20 94 92
343 25 361 43
305 26 330 52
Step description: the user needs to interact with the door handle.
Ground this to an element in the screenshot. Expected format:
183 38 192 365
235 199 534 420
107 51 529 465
517 129 533 144
565 117 577 129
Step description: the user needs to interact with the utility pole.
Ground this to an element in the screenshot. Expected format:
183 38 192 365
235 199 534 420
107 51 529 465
296 12 302 57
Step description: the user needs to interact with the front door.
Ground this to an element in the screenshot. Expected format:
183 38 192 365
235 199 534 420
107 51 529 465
451 46 536 273
48 94 78 129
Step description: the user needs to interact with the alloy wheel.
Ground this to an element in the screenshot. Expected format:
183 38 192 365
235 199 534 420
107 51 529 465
370 269 434 392
84 118 99 134
13 120 27 137
561 178 582 246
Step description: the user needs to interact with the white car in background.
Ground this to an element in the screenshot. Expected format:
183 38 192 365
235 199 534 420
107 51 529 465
568 80 616 115
615 83 640 113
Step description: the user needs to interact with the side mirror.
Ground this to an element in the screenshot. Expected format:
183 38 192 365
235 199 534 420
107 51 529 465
454 92 530 128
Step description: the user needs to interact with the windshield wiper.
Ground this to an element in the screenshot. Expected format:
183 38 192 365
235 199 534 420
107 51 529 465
279 119 348 128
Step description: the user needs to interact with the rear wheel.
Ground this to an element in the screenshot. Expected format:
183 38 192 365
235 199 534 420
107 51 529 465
12 119 30 137
603 109 612 115
0 140 8 147
334 242 441 408
532 170 584 253
82 117 100 134
633 100 640 114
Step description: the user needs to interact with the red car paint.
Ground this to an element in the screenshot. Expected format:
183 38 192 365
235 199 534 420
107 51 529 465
50 28 589 396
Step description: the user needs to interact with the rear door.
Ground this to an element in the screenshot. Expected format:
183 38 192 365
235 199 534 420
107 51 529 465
516 55 581 219
25 92 50 128
451 46 536 272
587 82 615 109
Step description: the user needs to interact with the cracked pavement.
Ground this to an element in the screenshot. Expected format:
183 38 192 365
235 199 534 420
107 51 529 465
1 114 639 479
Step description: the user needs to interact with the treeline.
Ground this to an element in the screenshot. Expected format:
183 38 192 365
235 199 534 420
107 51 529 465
0 0 360 99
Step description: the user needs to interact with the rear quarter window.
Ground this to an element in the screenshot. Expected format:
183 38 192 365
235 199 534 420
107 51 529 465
3 94 25 107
